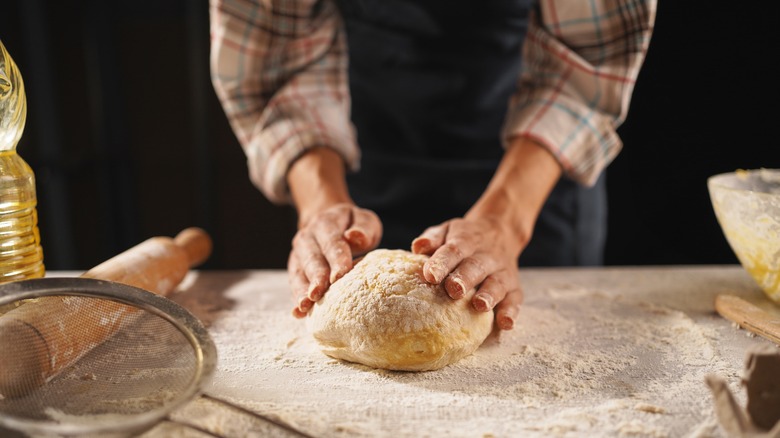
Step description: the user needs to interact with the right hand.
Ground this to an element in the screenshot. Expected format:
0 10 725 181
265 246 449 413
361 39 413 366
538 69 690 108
289 203 382 318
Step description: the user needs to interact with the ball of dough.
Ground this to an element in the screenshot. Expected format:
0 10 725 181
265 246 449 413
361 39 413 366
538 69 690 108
306 249 494 371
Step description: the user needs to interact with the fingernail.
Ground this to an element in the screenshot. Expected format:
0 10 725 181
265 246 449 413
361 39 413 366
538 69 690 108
298 296 312 313
426 262 445 284
307 283 321 301
412 238 429 253
329 268 346 284
474 294 494 312
498 314 514 330
447 278 465 299
345 229 366 247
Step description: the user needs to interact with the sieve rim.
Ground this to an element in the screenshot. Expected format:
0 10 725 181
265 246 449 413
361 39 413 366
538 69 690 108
0 277 218 437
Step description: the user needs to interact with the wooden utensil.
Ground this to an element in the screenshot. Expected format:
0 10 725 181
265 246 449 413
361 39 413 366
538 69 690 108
715 294 780 345
0 227 212 398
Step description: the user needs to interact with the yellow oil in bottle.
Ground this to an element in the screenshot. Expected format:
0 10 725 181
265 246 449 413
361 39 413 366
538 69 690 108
0 39 45 283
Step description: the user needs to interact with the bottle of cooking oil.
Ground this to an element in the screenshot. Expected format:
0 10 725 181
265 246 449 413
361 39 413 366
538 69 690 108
0 39 44 283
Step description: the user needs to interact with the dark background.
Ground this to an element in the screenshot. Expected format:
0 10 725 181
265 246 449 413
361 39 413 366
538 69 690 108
0 0 777 271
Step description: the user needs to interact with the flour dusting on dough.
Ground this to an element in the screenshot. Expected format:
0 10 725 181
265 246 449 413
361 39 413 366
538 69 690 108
306 249 493 371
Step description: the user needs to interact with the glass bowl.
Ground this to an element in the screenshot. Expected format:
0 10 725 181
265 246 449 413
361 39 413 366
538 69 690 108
708 169 780 303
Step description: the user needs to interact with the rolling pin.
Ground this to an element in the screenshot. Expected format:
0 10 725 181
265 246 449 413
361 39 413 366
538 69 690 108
0 227 212 398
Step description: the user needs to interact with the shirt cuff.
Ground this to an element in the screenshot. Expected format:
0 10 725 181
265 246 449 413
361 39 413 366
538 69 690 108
245 112 359 204
503 92 623 187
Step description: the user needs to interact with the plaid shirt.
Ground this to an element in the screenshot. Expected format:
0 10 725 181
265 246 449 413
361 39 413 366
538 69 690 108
210 0 657 204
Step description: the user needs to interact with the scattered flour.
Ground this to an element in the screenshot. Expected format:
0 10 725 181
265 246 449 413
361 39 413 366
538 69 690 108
19 269 764 438
132 269 771 438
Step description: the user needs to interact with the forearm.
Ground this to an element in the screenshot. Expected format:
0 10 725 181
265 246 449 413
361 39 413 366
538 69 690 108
466 136 562 252
288 147 353 227
504 0 656 186
210 0 358 204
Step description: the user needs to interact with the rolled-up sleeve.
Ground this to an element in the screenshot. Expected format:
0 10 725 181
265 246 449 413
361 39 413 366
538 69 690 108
210 0 358 204
503 0 657 186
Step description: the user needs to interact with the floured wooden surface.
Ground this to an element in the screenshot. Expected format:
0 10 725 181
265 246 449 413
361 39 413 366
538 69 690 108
142 267 776 438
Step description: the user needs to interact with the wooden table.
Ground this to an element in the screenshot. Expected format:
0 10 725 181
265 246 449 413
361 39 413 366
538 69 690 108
135 266 776 438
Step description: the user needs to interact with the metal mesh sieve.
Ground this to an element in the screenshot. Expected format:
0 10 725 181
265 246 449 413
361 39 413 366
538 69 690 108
0 278 217 438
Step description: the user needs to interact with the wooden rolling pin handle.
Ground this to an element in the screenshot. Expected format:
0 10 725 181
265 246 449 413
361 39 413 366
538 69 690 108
175 227 212 268
83 227 213 295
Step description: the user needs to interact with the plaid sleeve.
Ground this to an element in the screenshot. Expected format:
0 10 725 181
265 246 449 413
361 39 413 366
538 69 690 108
503 0 657 186
210 0 357 204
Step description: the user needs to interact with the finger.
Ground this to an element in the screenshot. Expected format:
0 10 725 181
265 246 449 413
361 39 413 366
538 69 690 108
288 252 309 303
289 252 317 319
444 253 501 300
292 306 308 319
312 211 354 283
291 232 330 301
344 208 382 254
411 223 448 255
293 296 314 318
494 288 523 330
472 269 519 312
287 255 309 318
424 237 478 286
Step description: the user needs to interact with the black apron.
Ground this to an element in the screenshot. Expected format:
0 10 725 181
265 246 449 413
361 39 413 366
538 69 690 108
339 0 606 266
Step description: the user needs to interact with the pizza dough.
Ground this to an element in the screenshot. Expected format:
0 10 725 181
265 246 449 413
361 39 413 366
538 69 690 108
306 249 494 371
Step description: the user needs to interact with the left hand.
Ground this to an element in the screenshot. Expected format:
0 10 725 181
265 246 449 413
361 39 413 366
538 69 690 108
411 215 524 330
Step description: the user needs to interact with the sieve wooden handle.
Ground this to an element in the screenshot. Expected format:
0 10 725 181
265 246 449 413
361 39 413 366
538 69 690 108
0 227 212 398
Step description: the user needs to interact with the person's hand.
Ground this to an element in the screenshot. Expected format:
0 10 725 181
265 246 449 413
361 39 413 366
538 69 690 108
410 137 563 331
411 215 524 330
289 203 382 318
285 147 382 317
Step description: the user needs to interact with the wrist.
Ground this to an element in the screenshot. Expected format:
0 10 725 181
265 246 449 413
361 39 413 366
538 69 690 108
466 136 562 249
287 147 353 227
